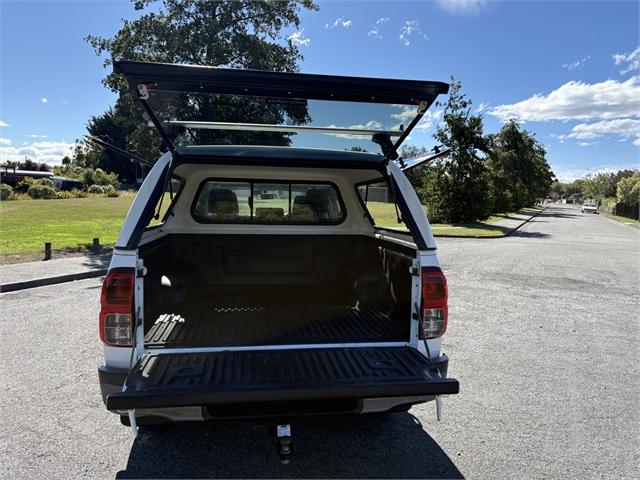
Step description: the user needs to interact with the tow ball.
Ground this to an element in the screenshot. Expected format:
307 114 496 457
276 424 292 464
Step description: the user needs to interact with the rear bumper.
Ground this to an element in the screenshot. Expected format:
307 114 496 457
98 364 128 407
104 347 457 412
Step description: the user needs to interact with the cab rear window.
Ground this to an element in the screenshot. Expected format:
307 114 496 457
191 179 345 225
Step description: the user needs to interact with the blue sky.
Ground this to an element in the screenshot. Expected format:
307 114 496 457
1 0 639 181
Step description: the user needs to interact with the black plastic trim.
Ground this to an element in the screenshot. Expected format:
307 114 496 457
106 347 459 411
98 364 128 406
173 152 387 171
114 60 449 105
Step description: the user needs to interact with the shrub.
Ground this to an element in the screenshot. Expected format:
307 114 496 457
27 184 57 199
0 183 13 201
57 190 73 199
105 189 120 197
16 176 37 192
88 184 105 194
38 177 55 188
93 168 121 188
103 184 116 193
71 189 87 198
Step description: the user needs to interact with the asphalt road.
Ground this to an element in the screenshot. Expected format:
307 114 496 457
1 205 639 479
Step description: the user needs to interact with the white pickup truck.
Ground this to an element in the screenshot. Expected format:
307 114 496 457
97 61 458 461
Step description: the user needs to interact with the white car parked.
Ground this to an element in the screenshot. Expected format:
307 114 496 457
582 203 598 214
97 61 458 460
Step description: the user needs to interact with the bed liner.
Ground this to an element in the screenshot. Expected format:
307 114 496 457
106 346 459 411
144 305 409 347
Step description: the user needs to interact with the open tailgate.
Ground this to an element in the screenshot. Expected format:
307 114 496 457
106 346 458 410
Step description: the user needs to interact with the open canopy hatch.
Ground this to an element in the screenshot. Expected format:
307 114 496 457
114 60 449 161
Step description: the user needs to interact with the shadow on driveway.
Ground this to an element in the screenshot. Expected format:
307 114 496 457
115 413 463 479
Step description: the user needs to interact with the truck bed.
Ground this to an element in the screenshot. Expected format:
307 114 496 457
144 305 409 347
106 346 459 411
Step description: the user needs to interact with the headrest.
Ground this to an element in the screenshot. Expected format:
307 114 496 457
207 188 239 216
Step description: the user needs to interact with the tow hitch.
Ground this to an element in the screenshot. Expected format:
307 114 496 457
276 424 292 464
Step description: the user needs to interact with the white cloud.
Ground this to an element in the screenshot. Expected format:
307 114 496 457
0 140 74 166
475 102 488 114
399 19 427 47
40 97 48 104
325 17 353 29
613 46 640 75
288 30 310 47
577 142 597 147
390 105 442 131
489 76 640 122
26 134 49 138
325 121 384 139
553 167 610 183
437 0 486 15
566 118 640 146
0 138 11 146
368 17 390 40
561 55 590 70
59 100 69 105
0 120 8 127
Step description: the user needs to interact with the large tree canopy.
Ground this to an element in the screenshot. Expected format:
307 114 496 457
418 78 492 223
486 120 555 211
79 0 317 179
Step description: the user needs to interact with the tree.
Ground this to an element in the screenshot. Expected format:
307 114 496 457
583 172 617 201
83 0 318 170
617 171 640 204
418 78 491 223
486 120 555 211
398 145 429 188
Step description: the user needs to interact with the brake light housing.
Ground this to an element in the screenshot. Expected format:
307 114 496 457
99 268 135 347
420 267 448 339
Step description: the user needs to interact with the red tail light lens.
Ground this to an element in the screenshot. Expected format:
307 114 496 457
420 267 448 339
99 268 135 347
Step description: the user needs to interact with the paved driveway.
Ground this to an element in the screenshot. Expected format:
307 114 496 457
1 205 638 479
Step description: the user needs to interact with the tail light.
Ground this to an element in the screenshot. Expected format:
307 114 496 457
99 268 135 347
420 267 448 339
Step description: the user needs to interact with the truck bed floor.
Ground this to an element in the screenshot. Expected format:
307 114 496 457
144 305 409 347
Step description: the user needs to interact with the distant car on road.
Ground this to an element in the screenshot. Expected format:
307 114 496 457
581 203 598 214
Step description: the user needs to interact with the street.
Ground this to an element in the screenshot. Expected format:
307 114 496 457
1 205 639 479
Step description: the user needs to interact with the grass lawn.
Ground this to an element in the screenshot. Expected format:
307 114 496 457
0 195 538 256
365 201 527 237
0 195 134 255
598 211 640 228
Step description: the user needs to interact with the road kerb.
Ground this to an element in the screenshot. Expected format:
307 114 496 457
0 269 108 294
433 206 547 239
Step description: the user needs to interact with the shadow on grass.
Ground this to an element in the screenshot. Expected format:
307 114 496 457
115 413 463 479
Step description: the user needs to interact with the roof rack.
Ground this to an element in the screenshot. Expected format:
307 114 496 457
165 120 403 138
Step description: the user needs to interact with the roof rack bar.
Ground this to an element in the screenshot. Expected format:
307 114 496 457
165 120 403 137
399 146 451 171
